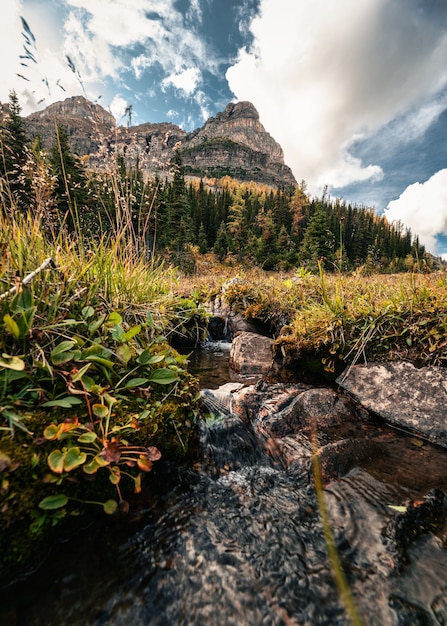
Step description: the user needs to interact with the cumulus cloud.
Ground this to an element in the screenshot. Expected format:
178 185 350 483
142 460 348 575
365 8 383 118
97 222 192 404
161 68 212 122
2 0 219 116
384 169 447 255
65 0 177 47
0 1 87 112
226 0 447 192
162 68 202 97
61 0 218 123
109 95 131 121
0 1 23 96
64 0 217 82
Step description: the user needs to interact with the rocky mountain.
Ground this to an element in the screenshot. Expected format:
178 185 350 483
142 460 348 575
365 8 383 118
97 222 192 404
12 96 296 187
179 102 296 186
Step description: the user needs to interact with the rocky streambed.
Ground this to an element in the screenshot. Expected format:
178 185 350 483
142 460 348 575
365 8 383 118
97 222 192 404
1 332 447 625
200 330 447 623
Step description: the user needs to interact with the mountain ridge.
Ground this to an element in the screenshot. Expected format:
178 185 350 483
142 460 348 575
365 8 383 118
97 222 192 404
19 96 296 187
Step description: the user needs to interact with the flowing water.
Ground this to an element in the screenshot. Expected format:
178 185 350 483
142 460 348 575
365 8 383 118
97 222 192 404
1 345 447 625
184 341 233 389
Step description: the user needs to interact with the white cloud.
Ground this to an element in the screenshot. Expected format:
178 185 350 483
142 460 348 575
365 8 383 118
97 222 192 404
194 89 211 122
65 0 175 47
0 1 26 102
162 68 202 97
109 95 130 121
63 11 121 82
226 0 447 192
2 0 217 115
0 1 89 112
65 0 216 79
185 0 203 23
385 169 447 255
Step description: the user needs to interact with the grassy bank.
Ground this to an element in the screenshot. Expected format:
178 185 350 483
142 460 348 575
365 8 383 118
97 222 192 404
0 208 208 578
2 219 446 579
185 258 447 378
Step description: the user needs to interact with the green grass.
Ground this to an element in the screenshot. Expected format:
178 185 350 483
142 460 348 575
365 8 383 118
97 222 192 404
1 120 445 583
186 259 447 376
0 175 206 576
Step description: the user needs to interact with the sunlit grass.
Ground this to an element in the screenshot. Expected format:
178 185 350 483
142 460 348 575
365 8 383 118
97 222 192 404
185 259 447 373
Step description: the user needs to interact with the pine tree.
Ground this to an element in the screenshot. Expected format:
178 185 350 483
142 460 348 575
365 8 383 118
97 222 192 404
300 207 334 268
168 151 193 261
227 186 247 262
254 207 276 265
214 221 229 261
50 124 88 230
197 222 208 254
0 90 31 212
277 224 295 267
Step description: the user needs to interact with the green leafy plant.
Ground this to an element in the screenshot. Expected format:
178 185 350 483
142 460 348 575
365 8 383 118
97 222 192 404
40 414 162 514
1 302 196 517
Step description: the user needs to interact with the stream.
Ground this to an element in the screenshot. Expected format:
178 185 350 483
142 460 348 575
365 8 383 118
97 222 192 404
1 342 447 625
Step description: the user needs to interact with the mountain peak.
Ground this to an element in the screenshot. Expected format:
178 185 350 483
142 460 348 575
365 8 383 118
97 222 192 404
22 97 296 187
218 101 260 121
27 95 116 127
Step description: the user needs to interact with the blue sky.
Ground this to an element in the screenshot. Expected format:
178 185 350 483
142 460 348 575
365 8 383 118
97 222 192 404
3 0 447 256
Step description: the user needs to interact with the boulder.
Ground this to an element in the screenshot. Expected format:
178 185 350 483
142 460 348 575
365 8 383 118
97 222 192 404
230 382 308 430
285 387 355 436
337 362 447 448
201 381 368 477
229 332 274 379
227 313 263 338
205 300 267 340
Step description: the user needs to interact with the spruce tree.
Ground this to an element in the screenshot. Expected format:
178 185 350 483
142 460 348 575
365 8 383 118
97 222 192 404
300 207 334 268
50 124 88 230
214 221 229 261
168 151 193 261
0 90 31 212
197 222 208 254
227 186 247 262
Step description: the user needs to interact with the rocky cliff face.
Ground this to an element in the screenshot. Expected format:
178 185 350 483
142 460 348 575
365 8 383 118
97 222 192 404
25 96 117 156
19 96 295 187
181 102 295 186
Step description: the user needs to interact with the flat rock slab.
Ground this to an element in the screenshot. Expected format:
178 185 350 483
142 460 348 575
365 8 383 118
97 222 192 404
337 362 447 447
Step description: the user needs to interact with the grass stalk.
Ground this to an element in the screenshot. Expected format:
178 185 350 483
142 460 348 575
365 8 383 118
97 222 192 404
312 437 365 626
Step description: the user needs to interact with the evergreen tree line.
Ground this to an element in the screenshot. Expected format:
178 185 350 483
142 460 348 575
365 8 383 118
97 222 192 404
0 91 428 273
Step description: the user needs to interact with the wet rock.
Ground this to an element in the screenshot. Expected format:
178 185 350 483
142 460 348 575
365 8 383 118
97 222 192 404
285 387 357 438
205 278 276 340
337 362 447 448
227 313 264 337
205 294 232 321
200 382 244 415
267 433 313 477
207 316 228 341
202 382 376 481
205 300 267 339
317 438 386 483
229 332 274 379
232 382 309 431
383 489 447 568
229 384 267 423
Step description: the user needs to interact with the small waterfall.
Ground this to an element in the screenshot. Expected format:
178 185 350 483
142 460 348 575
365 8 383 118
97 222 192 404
185 339 233 389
